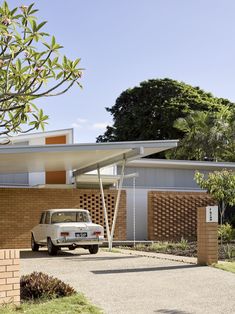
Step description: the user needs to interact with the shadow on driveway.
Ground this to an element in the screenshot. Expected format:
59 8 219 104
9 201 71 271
20 250 141 262
91 264 202 274
155 310 192 314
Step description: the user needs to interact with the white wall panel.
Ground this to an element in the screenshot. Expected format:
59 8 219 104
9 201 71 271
126 188 148 240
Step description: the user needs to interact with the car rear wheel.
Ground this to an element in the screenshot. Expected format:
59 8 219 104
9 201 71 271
31 234 39 252
47 237 58 256
89 245 99 254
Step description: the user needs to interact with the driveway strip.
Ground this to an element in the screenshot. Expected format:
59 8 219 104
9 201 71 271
20 249 235 314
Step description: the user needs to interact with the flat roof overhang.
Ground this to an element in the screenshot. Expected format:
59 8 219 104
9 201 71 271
126 158 235 170
0 140 178 174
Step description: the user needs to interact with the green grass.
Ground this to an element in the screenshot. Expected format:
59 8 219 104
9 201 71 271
0 294 103 314
214 262 235 274
134 239 189 253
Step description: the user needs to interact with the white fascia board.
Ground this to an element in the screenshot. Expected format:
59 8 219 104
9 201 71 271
127 158 235 170
0 128 73 143
0 139 178 154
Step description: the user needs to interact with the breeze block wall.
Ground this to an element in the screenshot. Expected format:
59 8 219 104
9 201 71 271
0 249 20 305
148 191 216 241
0 188 126 249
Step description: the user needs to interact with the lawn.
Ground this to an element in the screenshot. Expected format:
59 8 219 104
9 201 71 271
214 262 235 274
0 294 102 314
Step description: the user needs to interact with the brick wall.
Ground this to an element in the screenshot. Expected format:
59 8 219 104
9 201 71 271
0 188 126 249
0 250 20 305
148 191 216 241
197 207 218 265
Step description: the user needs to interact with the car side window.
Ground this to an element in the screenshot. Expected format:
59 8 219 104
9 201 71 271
39 212 45 224
45 212 51 224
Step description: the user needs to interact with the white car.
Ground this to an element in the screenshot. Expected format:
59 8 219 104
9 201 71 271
31 209 104 255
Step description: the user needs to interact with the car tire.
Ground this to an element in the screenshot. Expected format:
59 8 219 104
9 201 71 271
31 234 39 252
47 237 58 256
68 246 76 251
89 245 99 254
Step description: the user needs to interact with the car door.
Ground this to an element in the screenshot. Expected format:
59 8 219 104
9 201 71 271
33 212 46 244
40 211 51 244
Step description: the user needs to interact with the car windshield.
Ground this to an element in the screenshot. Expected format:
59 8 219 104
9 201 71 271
51 211 91 224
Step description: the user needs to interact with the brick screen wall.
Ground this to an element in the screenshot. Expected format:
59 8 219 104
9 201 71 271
148 191 216 241
0 188 126 249
0 249 20 305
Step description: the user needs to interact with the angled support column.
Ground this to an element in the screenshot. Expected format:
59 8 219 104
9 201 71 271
97 165 111 244
110 157 126 251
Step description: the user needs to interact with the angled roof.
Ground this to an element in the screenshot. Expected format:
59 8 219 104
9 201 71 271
0 140 178 174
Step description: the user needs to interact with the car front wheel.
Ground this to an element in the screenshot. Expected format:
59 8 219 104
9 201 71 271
47 237 58 256
89 245 99 254
31 234 39 252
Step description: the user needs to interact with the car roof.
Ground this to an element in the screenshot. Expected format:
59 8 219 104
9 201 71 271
43 209 89 213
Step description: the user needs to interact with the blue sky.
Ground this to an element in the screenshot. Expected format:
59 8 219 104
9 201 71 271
8 0 235 142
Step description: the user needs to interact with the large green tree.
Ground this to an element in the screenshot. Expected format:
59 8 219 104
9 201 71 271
0 2 82 142
97 78 233 143
169 106 235 161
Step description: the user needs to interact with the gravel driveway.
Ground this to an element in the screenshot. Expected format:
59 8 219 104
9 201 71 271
20 248 235 314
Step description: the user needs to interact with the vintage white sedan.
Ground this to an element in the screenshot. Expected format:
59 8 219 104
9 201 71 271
31 209 104 255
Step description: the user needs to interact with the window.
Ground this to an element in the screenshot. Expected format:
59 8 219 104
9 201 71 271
45 212 51 224
39 212 45 224
51 211 91 224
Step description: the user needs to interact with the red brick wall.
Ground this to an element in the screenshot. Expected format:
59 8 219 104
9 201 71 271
148 191 216 241
0 188 126 249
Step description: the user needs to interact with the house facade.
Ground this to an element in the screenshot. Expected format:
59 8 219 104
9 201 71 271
0 129 73 186
1 128 234 245
117 159 235 241
0 132 178 248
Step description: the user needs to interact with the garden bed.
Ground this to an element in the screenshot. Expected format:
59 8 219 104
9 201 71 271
127 240 235 261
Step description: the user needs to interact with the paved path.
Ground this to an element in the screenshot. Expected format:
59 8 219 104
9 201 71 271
20 248 235 314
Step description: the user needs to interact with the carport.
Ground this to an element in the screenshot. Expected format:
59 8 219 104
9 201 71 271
0 140 178 249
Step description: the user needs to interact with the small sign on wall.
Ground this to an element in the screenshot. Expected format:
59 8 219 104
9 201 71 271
206 206 218 223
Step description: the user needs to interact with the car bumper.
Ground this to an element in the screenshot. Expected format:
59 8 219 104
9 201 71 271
54 236 104 246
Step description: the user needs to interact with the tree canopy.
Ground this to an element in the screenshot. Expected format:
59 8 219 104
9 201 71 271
194 170 235 225
0 1 82 142
169 106 235 161
97 78 233 144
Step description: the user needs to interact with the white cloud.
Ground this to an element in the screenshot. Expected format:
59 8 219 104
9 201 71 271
71 118 88 129
92 122 109 130
76 118 88 124
71 122 82 129
71 118 109 131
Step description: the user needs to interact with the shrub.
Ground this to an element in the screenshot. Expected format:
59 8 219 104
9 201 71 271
135 244 146 251
20 272 76 301
223 244 235 260
150 242 169 251
175 237 189 250
218 223 234 242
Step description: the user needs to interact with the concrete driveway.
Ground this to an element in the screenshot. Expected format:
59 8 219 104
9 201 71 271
20 249 235 314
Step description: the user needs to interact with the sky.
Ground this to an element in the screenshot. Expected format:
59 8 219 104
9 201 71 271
8 0 235 143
